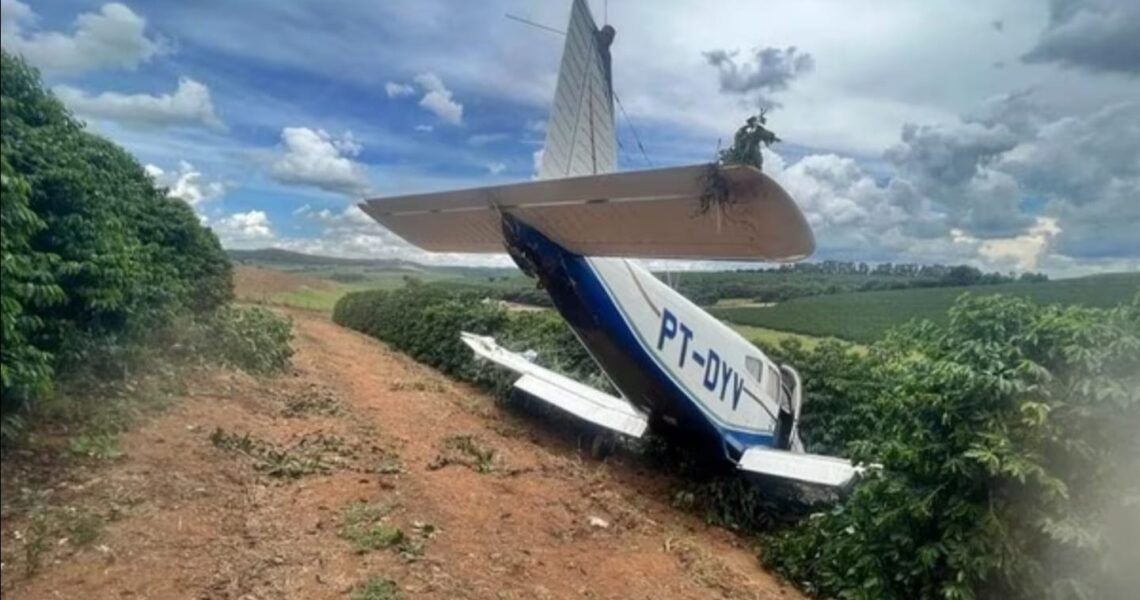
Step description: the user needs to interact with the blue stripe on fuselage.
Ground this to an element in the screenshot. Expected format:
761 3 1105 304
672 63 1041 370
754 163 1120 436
501 215 773 454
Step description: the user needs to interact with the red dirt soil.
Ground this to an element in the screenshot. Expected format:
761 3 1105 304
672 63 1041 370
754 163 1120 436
1 309 803 599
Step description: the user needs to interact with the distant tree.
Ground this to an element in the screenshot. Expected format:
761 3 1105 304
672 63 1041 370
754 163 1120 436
941 265 983 286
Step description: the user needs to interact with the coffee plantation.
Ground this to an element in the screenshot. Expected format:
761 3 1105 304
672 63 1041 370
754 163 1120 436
334 285 1139 600
1 51 233 421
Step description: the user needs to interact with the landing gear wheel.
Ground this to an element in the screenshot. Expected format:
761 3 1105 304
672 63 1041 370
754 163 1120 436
588 432 616 460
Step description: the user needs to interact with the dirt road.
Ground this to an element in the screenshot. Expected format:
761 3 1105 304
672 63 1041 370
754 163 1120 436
3 310 801 599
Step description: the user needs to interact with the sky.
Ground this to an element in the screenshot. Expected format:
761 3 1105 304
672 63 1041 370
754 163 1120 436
2 0 1138 276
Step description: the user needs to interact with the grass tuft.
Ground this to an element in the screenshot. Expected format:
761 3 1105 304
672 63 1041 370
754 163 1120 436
352 576 401 600
336 502 402 554
428 434 496 473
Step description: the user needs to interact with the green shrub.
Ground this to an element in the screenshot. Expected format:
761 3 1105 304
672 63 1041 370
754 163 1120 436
1 155 64 409
0 50 233 417
763 294 1140 600
332 286 608 418
334 286 505 379
197 306 293 374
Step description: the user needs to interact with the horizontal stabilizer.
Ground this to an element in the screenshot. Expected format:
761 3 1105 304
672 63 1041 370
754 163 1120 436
460 332 648 438
738 447 862 487
360 164 813 261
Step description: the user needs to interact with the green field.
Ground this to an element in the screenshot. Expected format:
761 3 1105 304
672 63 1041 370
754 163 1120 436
266 272 449 312
728 324 846 352
712 272 1140 343
271 285 363 312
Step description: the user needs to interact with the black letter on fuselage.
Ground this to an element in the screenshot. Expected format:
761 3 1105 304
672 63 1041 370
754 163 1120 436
657 309 677 351
678 323 693 367
703 350 720 392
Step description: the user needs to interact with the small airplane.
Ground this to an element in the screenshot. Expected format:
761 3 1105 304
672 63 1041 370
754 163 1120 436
361 0 860 487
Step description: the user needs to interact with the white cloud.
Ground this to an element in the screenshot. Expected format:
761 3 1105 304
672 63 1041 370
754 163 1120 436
468 133 510 146
213 210 274 248
0 0 34 35
283 205 512 267
485 161 506 175
384 81 415 97
951 217 1060 271
413 72 463 125
757 91 1139 274
55 78 225 130
385 72 464 125
531 148 544 179
414 124 434 132
0 1 165 73
419 90 463 125
146 161 226 207
269 127 371 196
412 72 445 93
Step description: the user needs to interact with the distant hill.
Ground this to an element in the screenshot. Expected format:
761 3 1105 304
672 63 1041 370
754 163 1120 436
227 247 518 279
713 272 1140 344
227 248 426 271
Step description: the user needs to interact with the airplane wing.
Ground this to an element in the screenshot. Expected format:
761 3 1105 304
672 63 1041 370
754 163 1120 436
738 446 863 487
460 332 649 438
360 164 814 262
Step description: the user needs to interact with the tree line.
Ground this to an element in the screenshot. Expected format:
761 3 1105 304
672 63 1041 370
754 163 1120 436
671 262 1047 306
767 259 1047 282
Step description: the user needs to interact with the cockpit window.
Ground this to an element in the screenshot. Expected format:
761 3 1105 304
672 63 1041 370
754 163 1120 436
745 356 762 383
767 364 782 402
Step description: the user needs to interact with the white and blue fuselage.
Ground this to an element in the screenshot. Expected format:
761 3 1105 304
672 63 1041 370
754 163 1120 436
502 214 794 459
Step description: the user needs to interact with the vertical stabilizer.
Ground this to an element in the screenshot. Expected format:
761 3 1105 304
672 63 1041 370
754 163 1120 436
539 0 617 180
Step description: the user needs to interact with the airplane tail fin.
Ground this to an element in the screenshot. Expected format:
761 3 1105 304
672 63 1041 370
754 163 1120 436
539 0 616 179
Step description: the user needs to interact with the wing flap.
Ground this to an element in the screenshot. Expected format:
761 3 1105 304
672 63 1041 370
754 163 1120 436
460 332 648 438
738 447 862 487
360 164 813 261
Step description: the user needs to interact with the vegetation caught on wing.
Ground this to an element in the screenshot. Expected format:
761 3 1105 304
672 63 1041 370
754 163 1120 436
698 112 781 215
